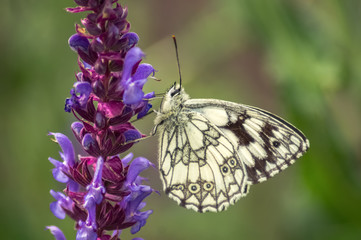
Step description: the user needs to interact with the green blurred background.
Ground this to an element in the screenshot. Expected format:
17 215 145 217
1 0 361 239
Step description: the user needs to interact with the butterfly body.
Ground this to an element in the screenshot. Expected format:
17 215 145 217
154 85 309 212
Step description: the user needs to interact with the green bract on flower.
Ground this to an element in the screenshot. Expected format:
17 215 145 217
48 1 156 239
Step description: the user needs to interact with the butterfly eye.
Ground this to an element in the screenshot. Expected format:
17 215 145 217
227 158 237 167
188 183 200 194
203 182 214 191
170 87 181 97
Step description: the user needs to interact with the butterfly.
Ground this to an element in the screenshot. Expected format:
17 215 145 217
152 84 309 213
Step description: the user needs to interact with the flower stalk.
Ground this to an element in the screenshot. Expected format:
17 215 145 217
47 1 155 239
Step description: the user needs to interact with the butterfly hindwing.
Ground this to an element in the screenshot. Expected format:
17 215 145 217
158 110 249 212
185 99 310 184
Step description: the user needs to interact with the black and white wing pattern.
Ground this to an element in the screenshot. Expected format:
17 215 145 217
158 110 249 212
154 85 309 212
185 99 310 184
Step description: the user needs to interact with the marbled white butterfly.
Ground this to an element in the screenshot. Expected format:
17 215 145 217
152 36 309 212
153 84 309 213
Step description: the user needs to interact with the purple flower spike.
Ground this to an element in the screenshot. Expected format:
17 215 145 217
49 1 155 239
46 226 67 240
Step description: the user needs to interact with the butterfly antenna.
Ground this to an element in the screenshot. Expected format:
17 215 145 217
172 35 182 89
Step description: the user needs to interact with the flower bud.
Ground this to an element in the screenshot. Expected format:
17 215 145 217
95 111 106 129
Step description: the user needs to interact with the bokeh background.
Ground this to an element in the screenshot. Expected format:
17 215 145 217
1 0 361 239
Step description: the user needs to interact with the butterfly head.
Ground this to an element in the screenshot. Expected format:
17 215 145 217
162 83 189 111
154 84 189 128
168 82 182 97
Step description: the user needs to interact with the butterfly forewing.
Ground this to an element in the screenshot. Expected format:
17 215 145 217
185 99 310 184
157 110 249 212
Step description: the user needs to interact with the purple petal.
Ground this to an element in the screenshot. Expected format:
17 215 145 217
46 226 66 240
121 152 134 166
127 185 152 214
50 201 66 219
85 157 105 205
48 157 79 191
126 157 154 184
76 220 97 240
132 64 155 81
137 103 152 119
124 129 142 142
64 98 73 112
68 34 90 53
122 47 144 82
71 121 84 135
74 82 92 107
123 79 147 105
82 133 100 154
122 32 139 47
68 179 80 192
83 197 96 229
48 157 69 183
49 132 75 167
144 91 155 99
50 190 73 219
130 209 153 234
50 190 73 209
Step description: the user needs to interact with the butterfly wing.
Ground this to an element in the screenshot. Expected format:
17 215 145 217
157 110 249 212
185 99 310 184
